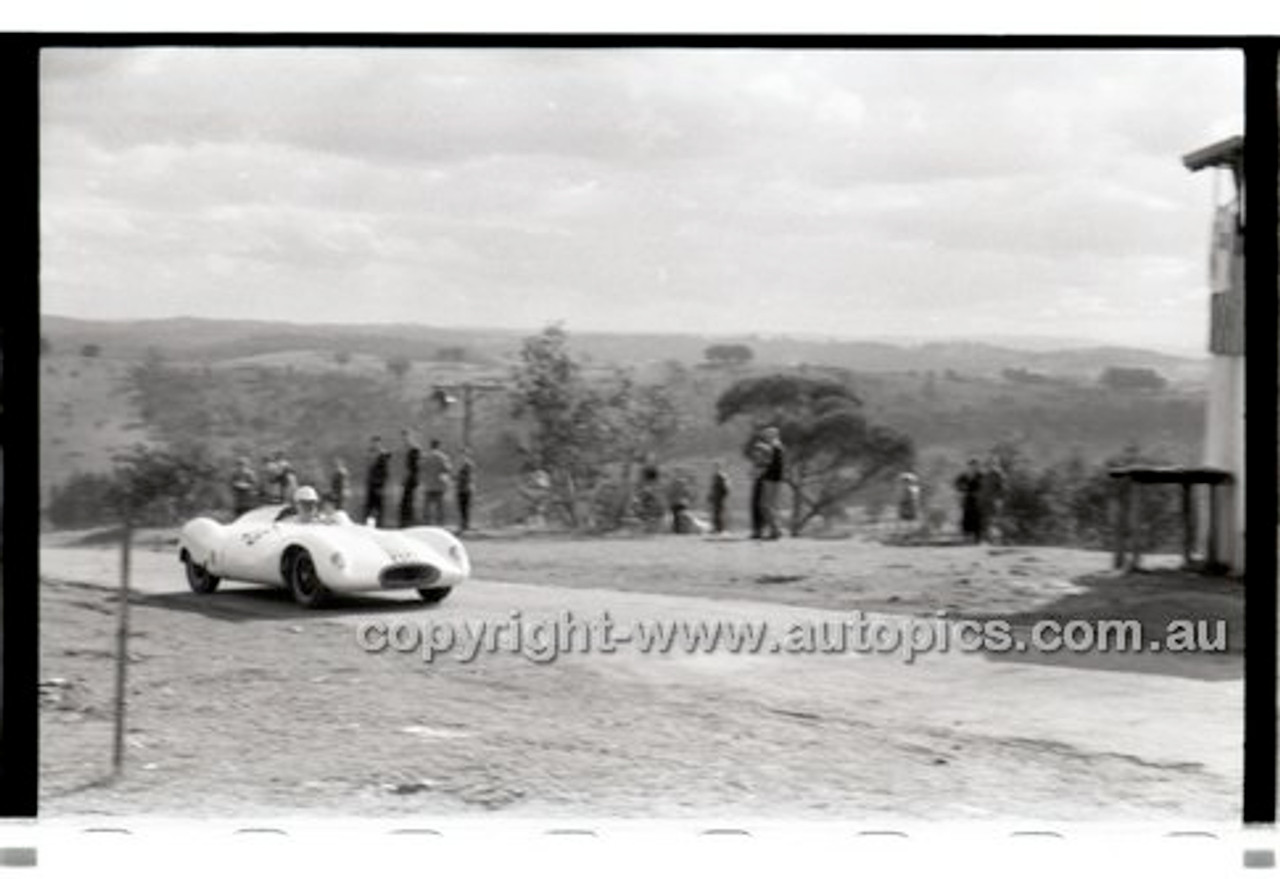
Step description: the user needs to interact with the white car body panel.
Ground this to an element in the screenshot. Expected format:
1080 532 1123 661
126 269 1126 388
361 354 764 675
178 505 470 594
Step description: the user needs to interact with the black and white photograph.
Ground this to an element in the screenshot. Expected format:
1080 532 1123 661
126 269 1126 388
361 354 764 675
33 44 1251 825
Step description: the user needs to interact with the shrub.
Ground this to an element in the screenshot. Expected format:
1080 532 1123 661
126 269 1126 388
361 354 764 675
46 472 119 529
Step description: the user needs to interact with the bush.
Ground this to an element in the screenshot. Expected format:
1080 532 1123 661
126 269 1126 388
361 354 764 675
46 472 119 528
983 443 1185 551
45 443 226 529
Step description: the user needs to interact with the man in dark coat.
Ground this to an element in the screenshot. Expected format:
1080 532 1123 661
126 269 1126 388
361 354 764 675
748 438 770 539
455 447 476 533
363 435 391 528
759 427 785 540
954 458 985 543
399 428 421 527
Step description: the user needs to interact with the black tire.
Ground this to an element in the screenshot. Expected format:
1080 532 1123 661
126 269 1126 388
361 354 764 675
183 554 221 594
417 586 453 605
288 549 330 609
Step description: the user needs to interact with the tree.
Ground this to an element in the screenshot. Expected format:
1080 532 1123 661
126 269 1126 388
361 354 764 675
110 442 223 526
595 370 683 528
437 346 470 363
509 324 606 527
986 440 1066 544
81 343 102 358
1099 366 1167 392
703 343 755 368
716 374 915 535
1002 367 1052 385
509 324 682 530
334 350 352 367
386 354 412 381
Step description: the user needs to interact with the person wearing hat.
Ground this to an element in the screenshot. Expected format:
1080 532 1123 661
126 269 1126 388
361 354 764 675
291 485 323 524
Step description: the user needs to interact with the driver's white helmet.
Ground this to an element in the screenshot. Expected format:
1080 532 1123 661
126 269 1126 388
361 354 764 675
294 485 320 505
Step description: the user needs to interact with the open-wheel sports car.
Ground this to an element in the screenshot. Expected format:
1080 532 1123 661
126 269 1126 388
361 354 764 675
178 504 470 608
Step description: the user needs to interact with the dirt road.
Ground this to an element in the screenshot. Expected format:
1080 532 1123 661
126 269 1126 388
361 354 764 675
39 538 1240 822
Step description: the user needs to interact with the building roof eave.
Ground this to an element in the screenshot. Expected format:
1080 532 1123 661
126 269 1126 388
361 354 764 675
1182 135 1244 173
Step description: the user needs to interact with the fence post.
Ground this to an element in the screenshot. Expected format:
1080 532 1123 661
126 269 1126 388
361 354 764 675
112 522 133 776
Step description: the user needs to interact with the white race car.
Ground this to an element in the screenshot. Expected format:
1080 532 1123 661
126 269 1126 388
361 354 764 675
178 505 470 608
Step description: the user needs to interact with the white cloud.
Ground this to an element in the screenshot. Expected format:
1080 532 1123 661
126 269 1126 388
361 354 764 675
39 47 1242 352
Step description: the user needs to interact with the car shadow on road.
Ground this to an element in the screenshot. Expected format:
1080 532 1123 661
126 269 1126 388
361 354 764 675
134 586 429 622
968 568 1242 682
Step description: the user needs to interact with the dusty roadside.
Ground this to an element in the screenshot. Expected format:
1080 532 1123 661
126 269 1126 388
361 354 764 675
38 533 1241 821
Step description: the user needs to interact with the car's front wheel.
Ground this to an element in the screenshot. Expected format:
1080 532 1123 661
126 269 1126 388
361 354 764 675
417 587 452 605
288 549 330 609
183 554 221 594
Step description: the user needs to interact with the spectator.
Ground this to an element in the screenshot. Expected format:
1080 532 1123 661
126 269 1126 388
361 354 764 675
897 471 921 532
954 458 985 544
292 485 322 524
758 426 785 540
707 461 730 534
522 467 551 527
455 447 476 533
229 457 259 517
748 437 770 539
637 453 664 531
399 428 421 527
667 474 693 534
278 458 299 506
260 451 285 503
980 457 1008 544
421 438 452 526
364 435 391 527
327 457 350 513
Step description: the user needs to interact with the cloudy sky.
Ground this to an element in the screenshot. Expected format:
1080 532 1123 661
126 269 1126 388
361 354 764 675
41 47 1241 353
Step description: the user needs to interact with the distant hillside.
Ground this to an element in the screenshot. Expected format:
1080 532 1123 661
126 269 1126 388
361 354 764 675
41 315 1208 384
38 319 1209 523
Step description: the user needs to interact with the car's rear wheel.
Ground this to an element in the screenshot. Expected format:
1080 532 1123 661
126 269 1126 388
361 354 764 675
288 549 329 608
183 554 221 594
417 587 452 605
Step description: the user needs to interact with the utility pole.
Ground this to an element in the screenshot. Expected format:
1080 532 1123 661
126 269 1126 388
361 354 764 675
430 381 505 450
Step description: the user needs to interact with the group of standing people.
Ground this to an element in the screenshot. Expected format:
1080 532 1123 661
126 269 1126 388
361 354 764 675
362 431 476 531
630 425 785 539
228 450 356 519
229 450 302 517
226 432 478 533
953 457 1007 544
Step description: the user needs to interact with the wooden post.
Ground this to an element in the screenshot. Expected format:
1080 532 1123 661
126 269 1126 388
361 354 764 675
1181 482 1195 568
112 523 133 775
1126 481 1141 572
1112 477 1128 569
1206 483 1220 570
462 383 474 452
